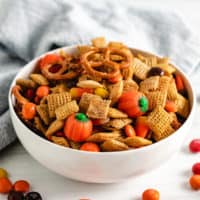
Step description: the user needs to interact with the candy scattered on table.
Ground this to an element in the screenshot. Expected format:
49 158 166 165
13 180 30 193
0 168 8 178
142 188 160 200
0 177 12 194
189 139 200 153
192 163 200 175
189 175 200 190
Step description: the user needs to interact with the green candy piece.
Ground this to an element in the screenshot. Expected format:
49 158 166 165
139 97 148 113
75 113 88 122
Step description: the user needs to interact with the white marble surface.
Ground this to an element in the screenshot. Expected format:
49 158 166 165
1 1 200 199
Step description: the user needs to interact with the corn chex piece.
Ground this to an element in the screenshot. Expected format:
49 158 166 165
132 58 150 80
109 80 123 105
51 136 69 147
167 79 178 100
175 94 190 118
55 100 79 120
103 118 132 130
143 56 158 67
110 54 124 61
157 57 176 74
92 37 107 48
36 104 50 125
30 74 49 86
146 90 167 110
69 141 81 150
108 41 125 49
124 136 152 148
78 45 95 55
34 117 46 135
47 92 71 118
123 79 139 92
153 125 175 141
50 83 68 94
86 99 111 119
86 131 121 143
158 76 171 91
108 108 128 118
45 120 65 138
147 106 173 138
16 78 37 88
101 139 129 151
79 93 101 112
139 76 159 94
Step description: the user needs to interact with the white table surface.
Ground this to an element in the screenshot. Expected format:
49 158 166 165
1 1 200 199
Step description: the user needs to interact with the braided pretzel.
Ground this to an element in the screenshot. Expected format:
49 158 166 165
12 85 29 105
81 49 120 79
105 48 133 69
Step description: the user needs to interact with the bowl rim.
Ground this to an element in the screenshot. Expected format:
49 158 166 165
8 45 196 156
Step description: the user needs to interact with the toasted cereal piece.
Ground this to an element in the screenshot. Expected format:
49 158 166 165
47 92 71 118
108 80 123 105
124 136 152 148
108 108 128 118
108 41 125 49
144 56 158 67
77 80 103 89
175 94 190 118
110 54 124 61
45 119 65 138
121 65 134 80
158 76 171 91
36 104 50 125
157 57 176 74
167 79 178 100
103 118 132 130
86 99 111 119
69 141 81 150
147 106 173 138
78 45 96 55
123 79 139 92
51 136 69 147
40 96 47 104
86 131 121 143
50 83 68 93
55 100 79 120
30 74 49 86
16 78 37 88
79 93 101 112
132 58 151 80
146 90 167 110
34 117 46 135
92 37 106 48
101 139 129 151
153 125 175 141
139 76 159 94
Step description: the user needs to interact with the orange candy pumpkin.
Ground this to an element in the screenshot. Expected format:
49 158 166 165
118 90 148 117
64 113 93 142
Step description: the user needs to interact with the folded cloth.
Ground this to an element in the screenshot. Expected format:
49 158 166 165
0 0 200 151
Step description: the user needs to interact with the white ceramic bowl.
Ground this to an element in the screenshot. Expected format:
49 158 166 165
8 46 195 183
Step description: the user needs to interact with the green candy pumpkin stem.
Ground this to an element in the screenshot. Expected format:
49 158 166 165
139 97 148 113
75 113 88 122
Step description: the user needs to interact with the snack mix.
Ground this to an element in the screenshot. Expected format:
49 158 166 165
12 37 190 152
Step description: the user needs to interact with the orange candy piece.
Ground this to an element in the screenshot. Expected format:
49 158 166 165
13 180 30 193
124 124 136 137
36 86 50 98
165 100 177 113
135 117 149 138
108 73 122 84
0 177 12 194
175 73 185 92
189 175 200 190
70 88 93 98
22 102 36 120
80 142 100 152
40 54 61 69
142 189 160 200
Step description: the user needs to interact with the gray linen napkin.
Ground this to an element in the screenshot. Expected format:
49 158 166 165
0 0 200 151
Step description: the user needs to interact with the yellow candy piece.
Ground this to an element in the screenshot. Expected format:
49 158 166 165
95 87 109 98
0 168 8 178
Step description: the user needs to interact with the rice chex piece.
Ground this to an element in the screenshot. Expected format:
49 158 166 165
167 79 178 100
132 58 150 80
147 106 173 138
47 92 71 118
36 104 50 125
103 118 132 130
139 76 159 94
123 79 139 92
30 74 49 85
79 93 101 112
51 136 69 147
175 94 190 118
55 100 79 120
86 99 111 119
146 90 167 110
153 125 175 141
92 37 106 48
